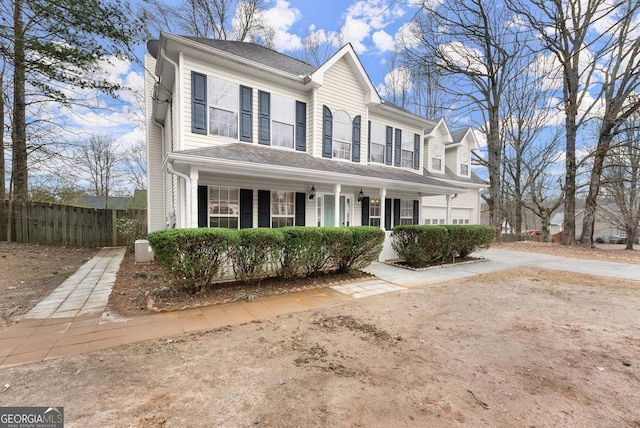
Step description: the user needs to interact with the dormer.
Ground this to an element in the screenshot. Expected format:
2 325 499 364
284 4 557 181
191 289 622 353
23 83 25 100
424 118 452 174
446 127 479 178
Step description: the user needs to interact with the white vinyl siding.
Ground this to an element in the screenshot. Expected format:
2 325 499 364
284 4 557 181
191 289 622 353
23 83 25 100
314 58 366 160
144 53 165 232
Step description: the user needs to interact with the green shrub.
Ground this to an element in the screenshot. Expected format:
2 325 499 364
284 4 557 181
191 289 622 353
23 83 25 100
392 225 449 267
231 228 284 283
596 237 605 244
147 228 237 294
448 225 495 258
339 226 385 272
322 227 355 273
279 227 330 278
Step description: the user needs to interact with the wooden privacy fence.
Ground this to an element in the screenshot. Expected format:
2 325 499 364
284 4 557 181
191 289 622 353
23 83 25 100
0 200 147 247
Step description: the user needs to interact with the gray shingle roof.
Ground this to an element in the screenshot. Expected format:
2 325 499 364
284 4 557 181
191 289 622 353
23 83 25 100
176 143 462 189
182 37 317 76
450 127 471 144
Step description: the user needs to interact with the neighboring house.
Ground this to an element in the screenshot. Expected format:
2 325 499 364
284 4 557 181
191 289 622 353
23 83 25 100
144 33 486 256
80 190 147 210
550 208 632 242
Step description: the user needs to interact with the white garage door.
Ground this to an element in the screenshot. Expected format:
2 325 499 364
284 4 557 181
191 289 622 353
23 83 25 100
452 208 472 224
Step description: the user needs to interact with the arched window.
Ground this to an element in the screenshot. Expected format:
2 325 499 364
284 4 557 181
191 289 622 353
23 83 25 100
332 110 352 160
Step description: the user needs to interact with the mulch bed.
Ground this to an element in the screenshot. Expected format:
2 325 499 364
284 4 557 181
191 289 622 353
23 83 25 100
106 252 375 318
385 256 486 271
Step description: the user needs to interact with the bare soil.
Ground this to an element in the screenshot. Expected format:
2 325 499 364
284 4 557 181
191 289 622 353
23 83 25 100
1 241 640 427
0 242 97 324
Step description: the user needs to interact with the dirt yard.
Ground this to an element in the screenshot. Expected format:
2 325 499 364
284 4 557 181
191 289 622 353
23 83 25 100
0 242 639 427
0 242 97 324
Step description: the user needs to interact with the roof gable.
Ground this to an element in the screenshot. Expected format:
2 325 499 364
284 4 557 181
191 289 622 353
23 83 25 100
424 118 453 144
310 44 381 104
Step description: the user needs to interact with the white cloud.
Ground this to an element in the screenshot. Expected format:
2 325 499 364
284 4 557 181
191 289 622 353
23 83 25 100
439 41 487 75
372 30 395 52
261 0 303 51
339 0 407 54
378 66 411 98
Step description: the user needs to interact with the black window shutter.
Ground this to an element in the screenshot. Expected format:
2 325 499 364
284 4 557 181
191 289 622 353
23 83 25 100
367 121 372 162
322 105 333 158
385 126 393 166
239 86 252 142
361 196 370 226
258 91 270 145
197 185 208 227
384 198 392 231
295 192 306 226
240 189 253 229
295 101 306 151
413 200 420 225
191 72 207 135
393 199 401 226
258 190 270 227
352 115 361 162
394 129 402 167
414 133 421 170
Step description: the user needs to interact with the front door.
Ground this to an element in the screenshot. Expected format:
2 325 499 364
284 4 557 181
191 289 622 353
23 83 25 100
320 194 353 227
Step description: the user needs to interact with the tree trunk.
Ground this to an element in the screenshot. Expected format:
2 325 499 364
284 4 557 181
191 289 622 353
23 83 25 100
0 73 4 201
562 106 577 245
581 133 612 247
488 108 502 241
12 0 28 202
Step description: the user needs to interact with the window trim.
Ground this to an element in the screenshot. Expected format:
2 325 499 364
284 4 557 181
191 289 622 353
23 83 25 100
270 190 295 228
369 198 381 227
431 143 444 172
208 186 240 229
459 149 471 176
332 110 352 160
399 200 414 225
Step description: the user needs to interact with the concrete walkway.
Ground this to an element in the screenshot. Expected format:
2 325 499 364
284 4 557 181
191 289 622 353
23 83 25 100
23 247 126 320
0 247 638 368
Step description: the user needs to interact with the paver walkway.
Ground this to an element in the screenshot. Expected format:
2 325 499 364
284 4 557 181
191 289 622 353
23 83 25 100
0 247 638 368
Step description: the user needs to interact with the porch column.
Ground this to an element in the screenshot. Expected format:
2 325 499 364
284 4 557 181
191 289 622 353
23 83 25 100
190 168 199 228
379 187 387 231
446 194 453 224
334 183 341 227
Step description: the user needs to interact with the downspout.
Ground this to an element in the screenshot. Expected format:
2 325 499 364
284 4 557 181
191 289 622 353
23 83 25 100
160 48 191 228
166 158 190 228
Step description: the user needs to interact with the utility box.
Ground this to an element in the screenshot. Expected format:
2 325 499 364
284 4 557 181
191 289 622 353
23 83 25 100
135 239 155 263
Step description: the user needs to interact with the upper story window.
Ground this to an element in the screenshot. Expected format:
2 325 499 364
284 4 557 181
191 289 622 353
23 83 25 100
369 122 386 164
460 149 470 175
208 76 239 138
401 131 414 169
431 144 443 172
332 110 352 160
271 94 296 149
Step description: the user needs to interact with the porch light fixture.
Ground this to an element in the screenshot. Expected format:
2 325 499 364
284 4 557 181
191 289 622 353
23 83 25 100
357 189 364 203
308 185 316 200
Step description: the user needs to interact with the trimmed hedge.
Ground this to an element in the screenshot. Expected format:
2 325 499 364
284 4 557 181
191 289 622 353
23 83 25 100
392 225 449 267
147 228 237 294
391 224 495 267
279 227 329 278
148 226 385 293
232 228 284 283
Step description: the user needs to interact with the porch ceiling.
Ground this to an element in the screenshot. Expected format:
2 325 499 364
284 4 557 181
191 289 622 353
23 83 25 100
166 143 467 195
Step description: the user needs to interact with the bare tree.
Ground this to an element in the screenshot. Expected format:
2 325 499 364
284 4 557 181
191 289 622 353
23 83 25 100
140 0 273 45
501 57 559 234
405 0 524 240
292 26 342 68
600 115 640 249
121 140 147 191
507 0 625 245
75 135 120 208
580 0 640 246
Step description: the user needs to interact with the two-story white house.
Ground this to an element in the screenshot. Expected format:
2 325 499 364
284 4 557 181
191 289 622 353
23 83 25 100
144 33 486 253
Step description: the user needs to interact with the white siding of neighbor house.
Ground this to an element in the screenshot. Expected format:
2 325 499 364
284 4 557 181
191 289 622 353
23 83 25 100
181 56 312 152
314 58 367 163
145 53 166 232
